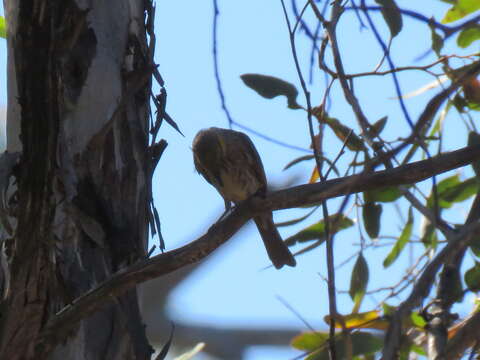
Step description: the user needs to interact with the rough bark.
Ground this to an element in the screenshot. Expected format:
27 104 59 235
0 0 154 358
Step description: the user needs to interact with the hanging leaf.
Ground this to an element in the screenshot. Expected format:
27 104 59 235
410 312 427 328
368 116 388 138
383 208 413 267
163 113 184 137
311 105 325 123
426 175 478 209
0 17 5 39
363 201 382 239
375 0 403 38
349 253 369 313
291 331 382 360
325 117 365 151
420 221 438 248
284 214 354 246
429 20 444 55
441 0 480 23
457 25 480 48
439 177 478 207
444 268 464 304
240 73 302 109
465 261 480 291
364 186 403 203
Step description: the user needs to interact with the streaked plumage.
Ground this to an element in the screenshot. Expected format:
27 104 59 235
193 127 296 269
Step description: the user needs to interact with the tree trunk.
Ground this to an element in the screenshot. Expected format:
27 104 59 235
0 1 154 358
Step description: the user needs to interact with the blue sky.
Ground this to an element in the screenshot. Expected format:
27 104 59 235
1 1 478 359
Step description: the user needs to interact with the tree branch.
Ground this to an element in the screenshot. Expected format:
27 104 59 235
445 310 480 359
37 143 480 354
382 221 480 359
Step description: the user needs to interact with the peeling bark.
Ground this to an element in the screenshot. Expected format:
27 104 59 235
0 0 154 358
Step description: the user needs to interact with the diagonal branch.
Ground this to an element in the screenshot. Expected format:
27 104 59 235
37 143 480 355
445 310 480 359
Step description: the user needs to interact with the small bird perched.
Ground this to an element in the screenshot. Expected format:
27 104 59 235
192 127 296 269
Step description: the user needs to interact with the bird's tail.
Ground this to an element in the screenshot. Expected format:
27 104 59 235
254 213 296 269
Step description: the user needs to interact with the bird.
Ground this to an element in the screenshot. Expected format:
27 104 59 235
192 127 296 269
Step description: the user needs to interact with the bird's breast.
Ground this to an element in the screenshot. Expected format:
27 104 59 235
218 168 262 203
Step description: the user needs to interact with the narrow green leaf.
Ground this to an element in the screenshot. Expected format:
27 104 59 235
374 0 403 37
440 177 478 206
427 175 478 209
444 268 465 304
284 214 354 246
303 332 383 360
382 303 396 316
441 0 480 23
291 332 329 351
410 344 427 356
364 186 403 203
410 312 427 328
383 208 413 267
0 17 6 39
420 222 438 248
457 25 480 48
240 74 301 109
465 261 480 291
429 20 444 55
349 253 369 313
362 201 382 239
325 117 365 151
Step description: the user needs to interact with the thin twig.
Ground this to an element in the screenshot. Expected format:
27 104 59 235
280 2 337 358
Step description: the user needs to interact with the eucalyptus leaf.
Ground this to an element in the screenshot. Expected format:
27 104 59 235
364 186 403 203
441 0 480 23
349 253 369 313
383 208 413 267
284 214 354 246
363 201 382 239
457 25 480 48
325 117 365 151
375 0 403 37
465 261 480 292
0 17 5 39
240 73 301 109
429 20 444 55
303 332 383 360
